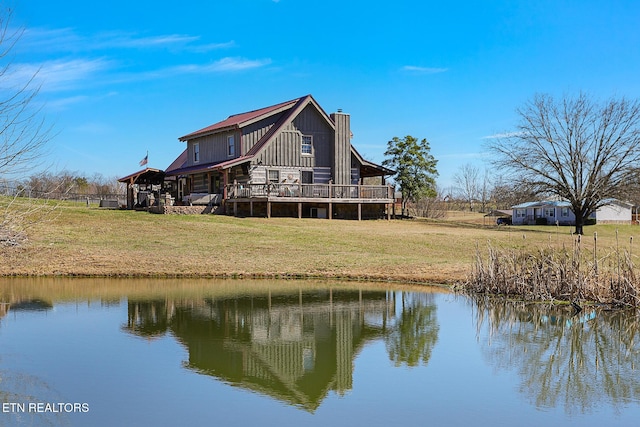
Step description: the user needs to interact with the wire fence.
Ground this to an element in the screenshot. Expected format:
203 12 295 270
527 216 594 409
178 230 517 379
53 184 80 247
0 182 126 207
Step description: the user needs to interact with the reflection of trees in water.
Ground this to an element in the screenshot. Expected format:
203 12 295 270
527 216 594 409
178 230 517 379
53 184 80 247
472 296 640 414
385 292 439 367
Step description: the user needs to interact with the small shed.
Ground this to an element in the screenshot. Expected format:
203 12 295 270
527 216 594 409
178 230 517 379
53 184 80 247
118 168 166 209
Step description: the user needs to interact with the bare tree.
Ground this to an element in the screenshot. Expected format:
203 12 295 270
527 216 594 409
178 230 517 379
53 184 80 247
488 93 640 234
478 168 491 213
453 163 479 212
491 174 538 210
0 9 50 177
0 7 52 246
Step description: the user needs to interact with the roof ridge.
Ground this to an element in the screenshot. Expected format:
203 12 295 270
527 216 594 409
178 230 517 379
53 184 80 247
226 96 304 118
179 95 309 141
245 95 313 157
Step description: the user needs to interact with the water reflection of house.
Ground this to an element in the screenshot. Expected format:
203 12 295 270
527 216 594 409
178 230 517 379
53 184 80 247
125 290 395 411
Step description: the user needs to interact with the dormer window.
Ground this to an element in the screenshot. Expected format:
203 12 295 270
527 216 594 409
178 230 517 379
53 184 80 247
228 135 235 157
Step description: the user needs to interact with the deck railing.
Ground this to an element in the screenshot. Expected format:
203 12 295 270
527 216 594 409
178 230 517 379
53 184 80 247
226 183 393 200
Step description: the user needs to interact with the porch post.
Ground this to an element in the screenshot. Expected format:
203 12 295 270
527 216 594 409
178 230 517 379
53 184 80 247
267 201 271 218
357 203 361 220
390 186 396 218
222 169 229 215
328 180 332 220
127 178 135 209
298 202 302 219
250 200 254 217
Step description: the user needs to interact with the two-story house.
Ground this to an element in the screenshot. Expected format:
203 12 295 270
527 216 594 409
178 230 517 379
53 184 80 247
164 95 394 219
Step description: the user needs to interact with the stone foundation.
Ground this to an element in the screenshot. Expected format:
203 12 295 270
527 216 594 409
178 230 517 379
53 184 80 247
149 205 218 215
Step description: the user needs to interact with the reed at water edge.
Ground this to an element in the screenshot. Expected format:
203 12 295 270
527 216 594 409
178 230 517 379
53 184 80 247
463 230 639 308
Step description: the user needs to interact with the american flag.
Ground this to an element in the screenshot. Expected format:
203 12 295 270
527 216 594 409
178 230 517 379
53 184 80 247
139 153 148 166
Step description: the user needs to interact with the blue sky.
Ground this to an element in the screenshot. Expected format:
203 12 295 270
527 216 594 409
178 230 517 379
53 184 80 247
13 0 640 189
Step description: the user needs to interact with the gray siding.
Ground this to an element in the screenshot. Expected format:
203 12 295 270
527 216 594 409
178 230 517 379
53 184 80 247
313 167 331 184
186 129 240 166
241 113 286 155
255 104 333 168
249 166 330 184
330 112 351 185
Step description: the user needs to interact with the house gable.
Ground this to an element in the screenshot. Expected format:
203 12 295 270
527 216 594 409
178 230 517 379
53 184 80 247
254 102 335 169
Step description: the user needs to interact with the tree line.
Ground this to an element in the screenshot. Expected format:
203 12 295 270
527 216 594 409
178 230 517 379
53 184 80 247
4 171 124 199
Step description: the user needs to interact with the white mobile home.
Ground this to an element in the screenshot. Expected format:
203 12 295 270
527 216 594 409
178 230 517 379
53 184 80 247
511 199 632 226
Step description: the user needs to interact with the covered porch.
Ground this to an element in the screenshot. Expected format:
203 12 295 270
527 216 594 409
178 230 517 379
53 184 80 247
118 168 168 210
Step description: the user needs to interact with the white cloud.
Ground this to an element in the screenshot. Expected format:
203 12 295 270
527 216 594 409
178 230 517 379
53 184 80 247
37 59 112 92
21 27 234 54
481 132 524 139
187 41 236 53
3 58 112 92
161 57 272 75
437 151 489 160
21 27 83 52
45 95 89 111
103 32 201 49
401 65 448 74
70 122 114 134
206 57 272 71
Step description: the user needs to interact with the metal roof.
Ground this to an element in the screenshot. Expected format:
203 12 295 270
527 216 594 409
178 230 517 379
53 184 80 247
511 200 571 209
118 168 165 184
165 149 187 174
178 97 304 141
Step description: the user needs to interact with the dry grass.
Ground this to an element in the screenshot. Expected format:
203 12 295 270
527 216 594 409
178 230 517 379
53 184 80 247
464 229 640 306
2 202 640 287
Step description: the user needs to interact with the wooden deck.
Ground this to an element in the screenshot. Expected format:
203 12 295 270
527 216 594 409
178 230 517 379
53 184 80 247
225 183 394 219
226 183 393 201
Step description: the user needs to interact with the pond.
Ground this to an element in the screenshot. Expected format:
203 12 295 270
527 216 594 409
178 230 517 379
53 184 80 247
1 278 640 426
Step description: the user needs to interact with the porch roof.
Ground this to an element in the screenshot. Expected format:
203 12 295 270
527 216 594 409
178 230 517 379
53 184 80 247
163 159 230 177
352 147 394 177
118 168 165 185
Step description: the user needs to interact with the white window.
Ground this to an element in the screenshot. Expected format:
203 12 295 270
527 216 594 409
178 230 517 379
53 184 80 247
193 142 200 163
545 208 555 217
516 209 526 218
561 207 569 217
301 135 312 155
227 135 235 157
